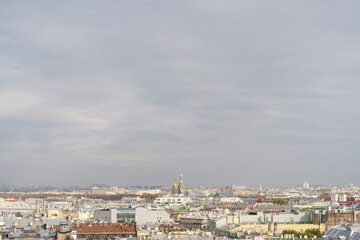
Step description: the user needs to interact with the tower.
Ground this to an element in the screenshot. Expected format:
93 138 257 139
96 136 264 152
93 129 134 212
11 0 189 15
259 180 263 194
178 174 185 194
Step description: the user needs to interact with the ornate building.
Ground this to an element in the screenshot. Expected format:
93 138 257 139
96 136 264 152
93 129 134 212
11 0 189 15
172 179 178 194
172 174 186 195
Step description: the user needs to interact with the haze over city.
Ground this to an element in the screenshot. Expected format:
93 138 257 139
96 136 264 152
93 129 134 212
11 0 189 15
0 1 359 187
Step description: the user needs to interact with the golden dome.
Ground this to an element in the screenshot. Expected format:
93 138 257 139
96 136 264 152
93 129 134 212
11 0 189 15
172 179 178 187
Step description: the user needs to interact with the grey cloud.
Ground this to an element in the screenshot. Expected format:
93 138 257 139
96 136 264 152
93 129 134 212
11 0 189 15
0 1 359 187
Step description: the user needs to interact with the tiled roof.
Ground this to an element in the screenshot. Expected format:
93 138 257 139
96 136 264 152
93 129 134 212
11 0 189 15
71 222 136 234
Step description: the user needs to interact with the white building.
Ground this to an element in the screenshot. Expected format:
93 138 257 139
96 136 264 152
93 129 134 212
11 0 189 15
154 194 192 206
231 185 247 190
135 207 173 225
303 181 310 189
215 197 243 204
331 194 339 202
76 209 94 221
91 187 126 195
339 193 347 202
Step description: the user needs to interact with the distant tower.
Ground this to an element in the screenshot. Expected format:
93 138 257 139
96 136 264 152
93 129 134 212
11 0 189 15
178 174 185 194
259 180 263 194
172 179 178 194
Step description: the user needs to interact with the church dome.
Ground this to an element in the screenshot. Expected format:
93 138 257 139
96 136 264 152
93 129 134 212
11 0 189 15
172 179 178 188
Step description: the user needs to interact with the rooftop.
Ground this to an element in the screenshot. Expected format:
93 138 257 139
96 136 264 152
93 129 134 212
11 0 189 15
71 222 136 234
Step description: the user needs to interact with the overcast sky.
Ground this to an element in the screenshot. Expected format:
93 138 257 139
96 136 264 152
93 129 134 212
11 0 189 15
0 1 359 187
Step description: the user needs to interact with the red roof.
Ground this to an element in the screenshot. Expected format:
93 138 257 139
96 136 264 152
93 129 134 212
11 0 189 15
71 223 136 234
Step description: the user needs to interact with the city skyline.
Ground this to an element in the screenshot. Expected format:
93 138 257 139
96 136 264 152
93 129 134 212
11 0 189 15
0 178 357 191
0 1 359 186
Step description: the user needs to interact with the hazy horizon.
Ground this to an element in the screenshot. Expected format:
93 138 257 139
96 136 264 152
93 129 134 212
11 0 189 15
0 181 347 189
0 1 359 187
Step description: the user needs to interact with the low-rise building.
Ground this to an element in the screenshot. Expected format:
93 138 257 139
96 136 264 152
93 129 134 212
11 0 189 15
154 195 192 206
135 207 173 226
178 215 210 230
324 223 360 240
312 210 360 227
93 208 117 223
70 222 136 239
117 208 136 223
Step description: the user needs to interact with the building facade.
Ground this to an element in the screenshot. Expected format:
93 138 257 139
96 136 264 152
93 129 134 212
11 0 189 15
135 207 173 225
117 208 136 223
93 208 117 223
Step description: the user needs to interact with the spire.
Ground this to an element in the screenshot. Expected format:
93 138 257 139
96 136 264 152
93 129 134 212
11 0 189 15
259 180 263 193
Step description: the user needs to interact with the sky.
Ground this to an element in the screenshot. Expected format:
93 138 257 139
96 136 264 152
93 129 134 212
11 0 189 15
0 1 359 187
